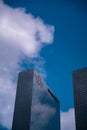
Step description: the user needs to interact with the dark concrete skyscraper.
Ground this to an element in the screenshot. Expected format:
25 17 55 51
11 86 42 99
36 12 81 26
12 68 60 130
72 68 87 130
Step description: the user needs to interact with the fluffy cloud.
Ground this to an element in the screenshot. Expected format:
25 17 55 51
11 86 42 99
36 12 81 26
0 0 54 77
61 108 76 130
0 78 16 129
0 0 54 129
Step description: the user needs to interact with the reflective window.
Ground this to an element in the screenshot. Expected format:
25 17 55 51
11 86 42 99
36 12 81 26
30 73 60 130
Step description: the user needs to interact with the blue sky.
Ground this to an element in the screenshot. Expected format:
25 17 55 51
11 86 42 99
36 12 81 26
3 0 87 110
0 0 87 130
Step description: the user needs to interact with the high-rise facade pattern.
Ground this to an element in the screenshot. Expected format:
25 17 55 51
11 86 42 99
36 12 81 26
12 68 60 130
72 68 87 130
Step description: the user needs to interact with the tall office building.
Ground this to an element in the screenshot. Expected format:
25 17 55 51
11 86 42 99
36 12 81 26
12 68 60 130
72 68 87 130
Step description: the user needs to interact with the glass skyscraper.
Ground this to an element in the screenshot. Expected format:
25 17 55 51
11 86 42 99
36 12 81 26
72 68 87 130
12 68 60 130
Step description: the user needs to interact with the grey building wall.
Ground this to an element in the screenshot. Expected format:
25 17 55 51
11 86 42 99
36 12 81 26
72 68 87 130
12 68 60 130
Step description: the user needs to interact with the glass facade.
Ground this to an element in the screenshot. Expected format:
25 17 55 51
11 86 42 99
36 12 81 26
12 69 60 130
73 68 87 130
30 71 60 130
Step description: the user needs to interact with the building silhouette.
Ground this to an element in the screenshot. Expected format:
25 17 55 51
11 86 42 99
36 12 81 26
72 68 87 130
12 68 60 130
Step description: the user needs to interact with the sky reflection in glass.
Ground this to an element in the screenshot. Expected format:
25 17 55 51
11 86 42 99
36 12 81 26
30 72 60 130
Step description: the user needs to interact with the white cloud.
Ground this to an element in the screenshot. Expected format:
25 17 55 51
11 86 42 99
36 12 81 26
61 108 76 130
0 78 16 129
0 0 54 129
0 0 54 57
